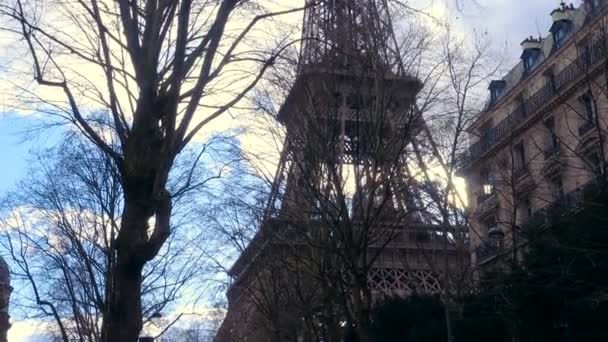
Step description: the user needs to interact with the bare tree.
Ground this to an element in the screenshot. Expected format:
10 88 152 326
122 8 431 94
212 12 502 340
0 134 233 341
0 0 308 339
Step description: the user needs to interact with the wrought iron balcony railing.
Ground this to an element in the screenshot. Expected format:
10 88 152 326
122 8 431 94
475 240 500 262
458 39 608 170
476 192 498 216
476 192 495 205
517 184 588 236
544 143 561 160
475 177 602 265
578 120 596 136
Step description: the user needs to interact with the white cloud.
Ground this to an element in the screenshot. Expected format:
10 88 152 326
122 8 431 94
0 0 576 338
9 319 54 341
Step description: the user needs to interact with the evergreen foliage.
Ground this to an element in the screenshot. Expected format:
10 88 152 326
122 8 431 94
458 187 608 341
369 295 446 342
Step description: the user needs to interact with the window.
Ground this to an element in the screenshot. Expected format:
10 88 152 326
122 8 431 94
489 80 506 104
549 176 564 200
514 142 527 174
523 53 538 72
483 183 494 196
585 151 603 175
579 91 597 123
516 196 533 226
553 26 567 47
544 117 560 156
551 20 571 48
491 87 502 103
478 169 496 205
481 169 495 196
546 70 557 90
578 91 597 136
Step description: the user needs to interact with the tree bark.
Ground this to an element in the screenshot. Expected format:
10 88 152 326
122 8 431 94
102 198 154 341
102 252 145 341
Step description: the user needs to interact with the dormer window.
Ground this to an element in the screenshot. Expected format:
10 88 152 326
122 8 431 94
554 25 567 47
491 88 501 103
488 80 506 105
520 37 542 75
550 20 571 49
523 51 539 73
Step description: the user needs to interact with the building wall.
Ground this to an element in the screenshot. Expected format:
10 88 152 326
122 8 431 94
461 1 608 267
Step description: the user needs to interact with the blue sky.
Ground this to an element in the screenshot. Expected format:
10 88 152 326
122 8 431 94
0 0 567 195
0 0 576 340
0 115 64 193
0 116 46 192
427 0 562 60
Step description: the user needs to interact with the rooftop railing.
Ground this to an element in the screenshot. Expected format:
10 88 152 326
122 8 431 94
458 39 608 170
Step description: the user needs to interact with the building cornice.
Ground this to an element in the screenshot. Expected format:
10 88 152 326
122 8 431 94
467 3 607 134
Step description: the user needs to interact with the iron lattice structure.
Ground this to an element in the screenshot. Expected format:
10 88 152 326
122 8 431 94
216 1 464 341
300 0 401 71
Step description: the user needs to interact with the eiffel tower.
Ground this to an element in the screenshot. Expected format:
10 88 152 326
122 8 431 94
215 1 461 341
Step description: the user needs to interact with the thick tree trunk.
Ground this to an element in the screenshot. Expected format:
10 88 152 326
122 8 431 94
102 253 144 341
101 198 154 342
352 278 372 342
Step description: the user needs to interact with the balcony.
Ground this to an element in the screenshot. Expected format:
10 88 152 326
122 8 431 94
544 143 561 160
476 240 500 263
519 179 598 233
477 192 493 205
578 120 596 136
474 178 602 266
513 164 529 179
476 192 498 216
542 145 563 178
458 38 608 170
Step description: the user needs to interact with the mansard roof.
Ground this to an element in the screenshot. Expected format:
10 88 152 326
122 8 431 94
481 2 591 114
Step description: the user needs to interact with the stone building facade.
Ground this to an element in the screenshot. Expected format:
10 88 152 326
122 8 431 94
458 0 608 268
0 257 10 342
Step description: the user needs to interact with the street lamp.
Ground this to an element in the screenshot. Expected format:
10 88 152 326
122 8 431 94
488 226 505 241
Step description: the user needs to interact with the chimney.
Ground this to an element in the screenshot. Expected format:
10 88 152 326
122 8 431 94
551 2 576 23
521 36 542 51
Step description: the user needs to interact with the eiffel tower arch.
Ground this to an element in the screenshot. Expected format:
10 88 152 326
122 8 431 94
215 1 464 341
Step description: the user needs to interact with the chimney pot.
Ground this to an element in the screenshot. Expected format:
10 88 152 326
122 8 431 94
551 2 576 22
